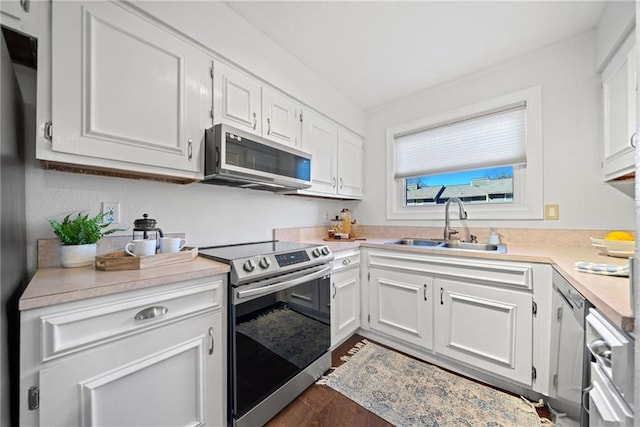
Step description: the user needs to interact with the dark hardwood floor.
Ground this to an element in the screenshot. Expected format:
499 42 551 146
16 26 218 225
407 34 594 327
266 334 551 427
266 334 391 427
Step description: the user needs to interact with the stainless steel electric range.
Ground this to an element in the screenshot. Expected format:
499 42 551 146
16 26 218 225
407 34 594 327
199 241 334 427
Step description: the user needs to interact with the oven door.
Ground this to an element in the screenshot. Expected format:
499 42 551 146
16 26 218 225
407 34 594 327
230 265 331 422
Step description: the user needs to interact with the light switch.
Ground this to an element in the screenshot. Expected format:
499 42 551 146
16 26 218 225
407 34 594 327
545 204 559 220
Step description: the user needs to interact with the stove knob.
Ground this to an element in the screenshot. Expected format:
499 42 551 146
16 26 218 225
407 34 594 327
243 259 256 272
321 247 330 256
259 257 271 269
312 248 322 257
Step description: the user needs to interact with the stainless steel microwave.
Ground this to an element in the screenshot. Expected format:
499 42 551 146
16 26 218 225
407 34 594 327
202 124 312 192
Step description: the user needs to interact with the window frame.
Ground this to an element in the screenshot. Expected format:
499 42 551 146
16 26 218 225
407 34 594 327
386 86 543 221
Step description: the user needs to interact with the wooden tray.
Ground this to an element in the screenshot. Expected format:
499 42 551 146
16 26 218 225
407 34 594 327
95 247 198 271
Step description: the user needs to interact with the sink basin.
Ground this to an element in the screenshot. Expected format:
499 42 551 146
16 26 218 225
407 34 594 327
441 241 503 252
385 238 506 253
389 238 445 246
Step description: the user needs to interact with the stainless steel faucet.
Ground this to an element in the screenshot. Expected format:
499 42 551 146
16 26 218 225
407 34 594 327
443 197 468 240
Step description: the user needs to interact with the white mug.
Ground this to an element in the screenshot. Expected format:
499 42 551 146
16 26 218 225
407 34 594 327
125 239 156 257
159 237 187 254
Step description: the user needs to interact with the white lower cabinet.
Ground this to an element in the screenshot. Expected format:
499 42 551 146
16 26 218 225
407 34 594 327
369 267 433 350
365 248 545 390
434 277 533 386
20 277 226 426
331 250 361 347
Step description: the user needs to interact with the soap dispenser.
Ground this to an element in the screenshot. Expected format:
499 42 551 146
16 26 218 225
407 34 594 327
487 225 500 245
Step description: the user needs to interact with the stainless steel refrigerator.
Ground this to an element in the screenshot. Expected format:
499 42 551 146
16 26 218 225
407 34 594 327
1 29 28 426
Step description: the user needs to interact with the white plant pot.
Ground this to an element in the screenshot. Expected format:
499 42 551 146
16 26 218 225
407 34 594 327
60 243 97 268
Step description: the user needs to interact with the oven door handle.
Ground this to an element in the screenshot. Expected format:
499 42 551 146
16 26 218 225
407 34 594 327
236 265 332 301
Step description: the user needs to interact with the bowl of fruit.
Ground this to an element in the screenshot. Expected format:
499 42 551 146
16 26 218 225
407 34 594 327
590 231 635 258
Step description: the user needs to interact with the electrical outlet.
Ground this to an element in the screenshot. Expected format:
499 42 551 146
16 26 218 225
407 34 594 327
544 204 559 220
102 202 120 224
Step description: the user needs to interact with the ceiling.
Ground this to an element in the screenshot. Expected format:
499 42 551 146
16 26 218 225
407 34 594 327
224 1 608 111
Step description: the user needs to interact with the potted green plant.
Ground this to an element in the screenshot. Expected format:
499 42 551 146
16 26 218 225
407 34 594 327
50 212 125 268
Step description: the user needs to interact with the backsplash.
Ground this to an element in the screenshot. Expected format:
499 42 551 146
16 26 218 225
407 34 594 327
275 226 616 247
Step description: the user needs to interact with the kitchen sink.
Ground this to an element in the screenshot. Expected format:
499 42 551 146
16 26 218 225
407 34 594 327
389 238 445 246
385 238 506 253
441 241 503 252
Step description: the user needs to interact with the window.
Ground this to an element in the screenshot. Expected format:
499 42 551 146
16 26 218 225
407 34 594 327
406 166 514 206
386 86 543 220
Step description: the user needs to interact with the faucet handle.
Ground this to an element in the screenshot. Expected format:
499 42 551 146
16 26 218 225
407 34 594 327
447 229 459 240
469 234 477 243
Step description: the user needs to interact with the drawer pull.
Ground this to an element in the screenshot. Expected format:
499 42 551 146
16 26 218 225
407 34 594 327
134 306 168 321
208 327 215 355
342 259 351 265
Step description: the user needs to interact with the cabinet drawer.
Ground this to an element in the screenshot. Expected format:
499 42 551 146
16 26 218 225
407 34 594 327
40 279 222 361
332 251 360 272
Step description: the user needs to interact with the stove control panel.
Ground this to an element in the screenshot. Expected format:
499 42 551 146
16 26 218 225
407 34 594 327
275 250 310 267
230 245 333 284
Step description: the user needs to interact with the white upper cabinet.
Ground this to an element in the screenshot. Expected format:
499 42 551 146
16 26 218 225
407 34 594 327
0 0 38 36
213 61 262 135
337 128 364 199
301 109 339 195
299 109 364 199
601 31 636 181
213 61 304 148
38 1 212 182
262 87 302 148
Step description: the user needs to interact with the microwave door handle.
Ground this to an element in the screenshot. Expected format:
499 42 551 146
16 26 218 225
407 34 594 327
236 265 332 301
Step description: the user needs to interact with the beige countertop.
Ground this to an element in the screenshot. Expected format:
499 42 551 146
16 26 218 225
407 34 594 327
307 238 633 332
22 233 634 333
19 257 230 311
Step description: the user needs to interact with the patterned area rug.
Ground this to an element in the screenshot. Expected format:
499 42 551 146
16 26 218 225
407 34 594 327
321 340 548 426
236 307 329 368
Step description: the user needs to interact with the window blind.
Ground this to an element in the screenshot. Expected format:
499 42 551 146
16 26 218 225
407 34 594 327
394 104 526 179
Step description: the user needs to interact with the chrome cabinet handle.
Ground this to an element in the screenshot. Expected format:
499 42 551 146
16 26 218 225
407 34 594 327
208 327 215 355
267 117 271 135
134 306 168 321
21 0 30 12
332 283 337 298
339 177 344 189
440 288 444 305
188 139 193 161
342 258 351 265
631 133 637 148
332 177 337 188
253 112 257 130
423 284 427 301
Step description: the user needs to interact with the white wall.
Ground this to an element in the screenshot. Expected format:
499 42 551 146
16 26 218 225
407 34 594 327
355 32 636 231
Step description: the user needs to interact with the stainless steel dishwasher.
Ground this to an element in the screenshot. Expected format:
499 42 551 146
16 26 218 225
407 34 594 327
548 269 591 426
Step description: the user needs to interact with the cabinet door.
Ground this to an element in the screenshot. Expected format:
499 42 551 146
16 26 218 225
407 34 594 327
50 1 209 176
213 61 262 135
262 88 301 148
602 33 636 181
369 268 432 350
331 266 360 346
337 128 363 198
434 278 533 386
301 110 338 195
1 0 37 36
38 311 223 427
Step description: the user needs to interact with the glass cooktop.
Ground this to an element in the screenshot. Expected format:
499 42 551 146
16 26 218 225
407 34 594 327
198 240 317 263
